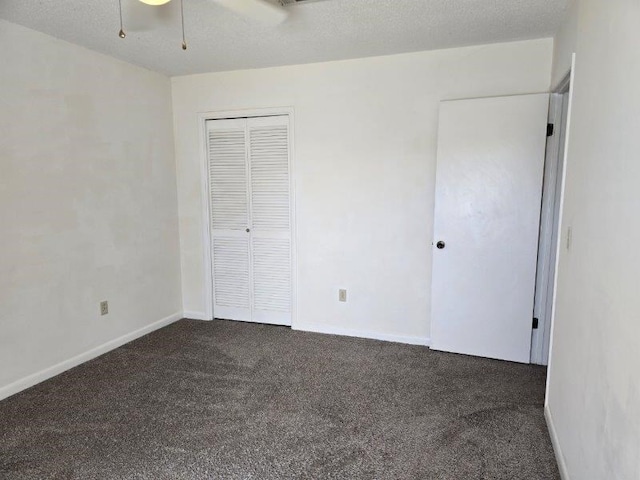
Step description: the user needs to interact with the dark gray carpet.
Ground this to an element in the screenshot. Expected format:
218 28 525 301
0 319 559 479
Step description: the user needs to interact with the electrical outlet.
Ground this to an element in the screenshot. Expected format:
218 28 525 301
338 289 347 302
100 301 109 316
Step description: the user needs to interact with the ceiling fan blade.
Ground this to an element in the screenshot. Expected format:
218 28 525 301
209 0 289 25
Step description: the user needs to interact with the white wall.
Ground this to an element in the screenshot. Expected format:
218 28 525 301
546 1 640 479
0 20 182 397
172 39 553 343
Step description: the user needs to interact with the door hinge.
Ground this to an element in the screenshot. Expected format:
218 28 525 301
547 123 555 137
532 317 539 329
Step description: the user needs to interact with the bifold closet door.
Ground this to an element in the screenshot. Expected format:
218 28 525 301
207 118 252 322
206 115 292 326
247 116 292 326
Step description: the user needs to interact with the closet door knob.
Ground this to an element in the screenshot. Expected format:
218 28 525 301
436 241 445 249
246 228 250 233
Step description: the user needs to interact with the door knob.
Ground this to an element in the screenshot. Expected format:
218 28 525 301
246 228 250 233
436 241 445 249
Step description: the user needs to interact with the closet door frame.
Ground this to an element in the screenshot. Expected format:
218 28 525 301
198 107 297 326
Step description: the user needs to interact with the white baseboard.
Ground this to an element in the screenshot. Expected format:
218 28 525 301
0 311 183 402
545 404 570 480
293 323 431 347
182 311 212 321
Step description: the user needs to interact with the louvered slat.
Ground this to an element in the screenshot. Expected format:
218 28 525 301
252 238 291 313
212 237 250 309
209 129 248 230
250 126 290 230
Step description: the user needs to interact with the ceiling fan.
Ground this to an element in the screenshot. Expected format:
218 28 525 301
138 0 289 25
118 0 290 49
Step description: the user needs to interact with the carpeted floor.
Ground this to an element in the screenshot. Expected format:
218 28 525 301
0 319 559 479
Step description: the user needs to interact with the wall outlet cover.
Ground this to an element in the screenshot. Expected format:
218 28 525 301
339 289 347 302
100 301 109 316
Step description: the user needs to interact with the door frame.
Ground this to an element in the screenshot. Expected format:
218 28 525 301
197 107 297 327
530 65 574 365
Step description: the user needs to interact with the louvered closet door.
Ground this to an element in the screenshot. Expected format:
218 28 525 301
207 118 252 322
207 115 292 326
247 116 292 326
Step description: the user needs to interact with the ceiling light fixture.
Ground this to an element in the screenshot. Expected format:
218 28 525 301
138 0 172 5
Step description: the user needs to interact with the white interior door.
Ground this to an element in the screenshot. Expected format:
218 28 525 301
430 94 549 363
207 115 292 326
208 118 252 322
247 116 292 326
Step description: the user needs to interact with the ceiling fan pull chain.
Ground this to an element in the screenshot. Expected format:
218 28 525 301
118 0 126 38
180 0 187 50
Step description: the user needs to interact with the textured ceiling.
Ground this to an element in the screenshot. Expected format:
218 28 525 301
0 0 568 76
